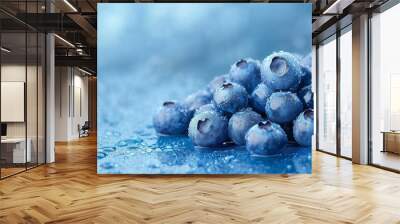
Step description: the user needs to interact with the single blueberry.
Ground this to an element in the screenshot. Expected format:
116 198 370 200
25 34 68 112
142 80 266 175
297 85 313 109
245 120 288 156
213 82 248 114
153 101 192 135
184 89 212 112
293 109 314 146
299 66 312 89
261 51 302 92
188 111 229 147
250 83 273 114
265 92 303 124
207 74 230 94
229 58 262 93
228 108 263 145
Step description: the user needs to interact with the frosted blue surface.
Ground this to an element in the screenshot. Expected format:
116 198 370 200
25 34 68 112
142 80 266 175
98 4 312 174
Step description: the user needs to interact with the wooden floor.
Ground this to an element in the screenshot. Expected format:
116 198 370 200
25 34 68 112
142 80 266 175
0 167 26 178
1 135 400 224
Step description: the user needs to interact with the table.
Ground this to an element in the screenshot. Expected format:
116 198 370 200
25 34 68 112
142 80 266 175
1 138 31 163
381 131 400 154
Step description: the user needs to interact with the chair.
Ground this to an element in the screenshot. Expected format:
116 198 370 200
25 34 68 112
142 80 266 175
79 121 90 138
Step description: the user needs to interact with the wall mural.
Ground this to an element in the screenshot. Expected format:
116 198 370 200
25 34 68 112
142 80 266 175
98 3 313 174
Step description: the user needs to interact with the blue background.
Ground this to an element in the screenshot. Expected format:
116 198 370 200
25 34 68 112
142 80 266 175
98 3 312 174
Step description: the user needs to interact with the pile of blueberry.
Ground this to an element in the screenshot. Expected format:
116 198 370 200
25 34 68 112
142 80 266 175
153 51 314 156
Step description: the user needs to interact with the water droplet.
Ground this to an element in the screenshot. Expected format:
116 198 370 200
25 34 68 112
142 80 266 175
149 164 159 169
97 152 107 159
101 147 116 153
127 146 139 150
117 140 128 147
101 162 117 169
224 155 234 162
112 131 121 137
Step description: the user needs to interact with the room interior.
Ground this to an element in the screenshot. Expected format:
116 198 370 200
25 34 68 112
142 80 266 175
0 30 46 177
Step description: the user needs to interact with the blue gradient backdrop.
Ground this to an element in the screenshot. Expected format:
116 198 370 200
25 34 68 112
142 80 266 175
98 3 312 174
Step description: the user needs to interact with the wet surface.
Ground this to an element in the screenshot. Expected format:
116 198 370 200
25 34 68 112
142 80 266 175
97 72 311 174
98 131 311 174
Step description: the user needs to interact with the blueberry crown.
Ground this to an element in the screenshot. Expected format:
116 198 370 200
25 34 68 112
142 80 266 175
304 109 314 118
236 59 248 68
222 82 233 89
270 56 288 76
163 101 175 107
258 121 272 129
197 118 210 133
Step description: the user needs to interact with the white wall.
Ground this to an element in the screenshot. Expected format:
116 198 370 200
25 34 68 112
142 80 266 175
73 73 89 137
1 65 27 141
1 82 25 122
55 66 69 141
1 64 41 137
55 67 89 141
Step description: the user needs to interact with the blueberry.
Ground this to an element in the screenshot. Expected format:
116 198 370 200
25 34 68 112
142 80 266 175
293 109 314 146
250 83 273 114
229 58 262 93
228 108 263 145
213 82 248 114
188 111 228 147
297 85 313 109
261 51 302 92
184 89 212 112
245 120 288 155
301 53 312 69
207 74 230 94
153 101 192 135
265 92 303 124
299 66 312 89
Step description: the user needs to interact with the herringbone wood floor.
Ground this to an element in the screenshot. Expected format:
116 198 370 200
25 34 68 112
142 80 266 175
1 135 400 224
